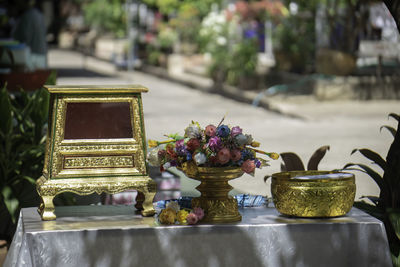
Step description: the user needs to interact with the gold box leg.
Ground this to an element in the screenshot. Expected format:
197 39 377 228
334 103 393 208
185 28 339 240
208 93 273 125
137 180 156 217
39 195 56 221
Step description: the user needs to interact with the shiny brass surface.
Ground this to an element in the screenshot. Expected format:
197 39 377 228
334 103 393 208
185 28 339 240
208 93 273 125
180 163 244 223
37 85 155 220
271 171 356 218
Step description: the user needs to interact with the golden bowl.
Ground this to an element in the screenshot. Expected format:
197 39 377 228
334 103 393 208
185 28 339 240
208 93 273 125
271 171 356 217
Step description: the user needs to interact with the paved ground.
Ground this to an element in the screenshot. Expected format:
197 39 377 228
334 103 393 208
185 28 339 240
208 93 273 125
49 48 400 200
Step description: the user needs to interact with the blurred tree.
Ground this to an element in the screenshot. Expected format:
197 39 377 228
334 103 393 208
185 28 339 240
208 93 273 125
142 0 221 18
322 0 368 55
142 0 222 54
274 0 317 72
83 0 126 38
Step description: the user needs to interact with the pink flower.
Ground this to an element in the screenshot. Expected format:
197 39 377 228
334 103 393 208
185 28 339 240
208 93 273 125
193 207 204 220
205 125 217 137
208 136 222 151
186 213 199 225
231 126 242 137
230 149 242 161
186 138 200 152
241 159 255 173
217 148 231 164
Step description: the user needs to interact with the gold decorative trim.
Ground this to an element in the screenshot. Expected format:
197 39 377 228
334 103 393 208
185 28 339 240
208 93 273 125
45 85 148 94
60 143 139 153
64 156 134 169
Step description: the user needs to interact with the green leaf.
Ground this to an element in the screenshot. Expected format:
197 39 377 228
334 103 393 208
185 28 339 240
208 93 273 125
18 176 36 185
0 85 13 135
388 209 400 241
344 163 385 192
380 125 397 138
351 148 387 171
307 145 330 170
1 186 19 223
264 175 271 183
359 195 381 206
280 163 286 172
353 201 384 220
391 252 400 267
45 70 57 86
389 113 400 122
280 152 305 171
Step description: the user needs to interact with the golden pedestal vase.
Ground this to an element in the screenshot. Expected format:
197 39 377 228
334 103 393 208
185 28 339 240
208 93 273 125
271 171 356 218
180 164 243 223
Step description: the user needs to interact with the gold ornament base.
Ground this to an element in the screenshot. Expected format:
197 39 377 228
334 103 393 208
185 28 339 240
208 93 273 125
192 196 241 223
180 164 244 223
37 176 156 220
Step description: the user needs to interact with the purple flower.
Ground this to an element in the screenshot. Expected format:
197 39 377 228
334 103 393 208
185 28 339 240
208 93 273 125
208 136 222 151
254 159 262 168
217 125 230 138
230 126 242 137
176 147 188 156
176 139 184 148
244 29 257 39
175 139 187 156
241 149 254 161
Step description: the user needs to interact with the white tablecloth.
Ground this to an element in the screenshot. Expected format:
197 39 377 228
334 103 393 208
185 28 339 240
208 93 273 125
4 205 392 267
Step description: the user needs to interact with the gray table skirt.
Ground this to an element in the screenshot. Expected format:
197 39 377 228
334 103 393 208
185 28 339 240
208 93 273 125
4 205 392 267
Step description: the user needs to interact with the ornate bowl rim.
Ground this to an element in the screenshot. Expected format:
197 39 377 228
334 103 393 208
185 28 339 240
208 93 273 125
271 170 355 183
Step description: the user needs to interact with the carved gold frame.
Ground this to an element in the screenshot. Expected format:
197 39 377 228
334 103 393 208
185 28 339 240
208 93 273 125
37 85 156 220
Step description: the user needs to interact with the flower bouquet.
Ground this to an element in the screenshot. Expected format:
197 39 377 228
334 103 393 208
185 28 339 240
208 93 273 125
147 120 278 223
148 121 278 173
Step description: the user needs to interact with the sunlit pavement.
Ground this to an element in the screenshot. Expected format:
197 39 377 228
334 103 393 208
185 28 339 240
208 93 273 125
49 48 400 200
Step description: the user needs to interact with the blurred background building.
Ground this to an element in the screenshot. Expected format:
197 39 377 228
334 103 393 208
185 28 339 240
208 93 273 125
1 0 399 95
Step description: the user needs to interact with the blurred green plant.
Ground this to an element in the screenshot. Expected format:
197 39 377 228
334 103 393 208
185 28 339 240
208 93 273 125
344 113 400 266
0 72 56 245
83 0 126 38
143 0 222 56
0 87 48 243
226 38 259 89
273 1 316 73
157 25 178 53
143 0 221 18
199 10 240 86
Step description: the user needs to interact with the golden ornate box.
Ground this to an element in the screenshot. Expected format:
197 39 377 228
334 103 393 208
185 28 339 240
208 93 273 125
36 85 156 220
